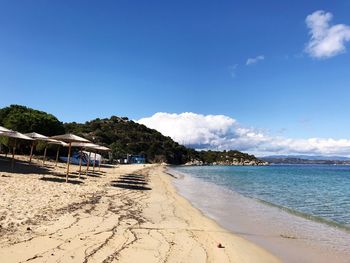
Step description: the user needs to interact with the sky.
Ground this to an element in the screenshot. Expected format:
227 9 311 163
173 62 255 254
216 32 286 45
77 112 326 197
1 1 350 156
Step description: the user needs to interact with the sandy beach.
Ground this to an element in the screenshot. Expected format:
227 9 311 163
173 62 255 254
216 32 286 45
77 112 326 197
0 156 280 263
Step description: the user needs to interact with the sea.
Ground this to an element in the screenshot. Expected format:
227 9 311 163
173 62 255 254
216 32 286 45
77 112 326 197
169 164 350 263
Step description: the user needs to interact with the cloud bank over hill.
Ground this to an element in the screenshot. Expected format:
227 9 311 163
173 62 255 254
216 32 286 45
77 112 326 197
138 112 350 156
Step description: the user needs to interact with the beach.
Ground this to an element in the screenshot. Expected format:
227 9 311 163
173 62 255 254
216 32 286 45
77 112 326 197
0 157 280 263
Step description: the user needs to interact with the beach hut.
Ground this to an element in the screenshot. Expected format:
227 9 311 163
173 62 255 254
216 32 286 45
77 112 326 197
71 142 100 178
50 134 90 182
0 130 34 169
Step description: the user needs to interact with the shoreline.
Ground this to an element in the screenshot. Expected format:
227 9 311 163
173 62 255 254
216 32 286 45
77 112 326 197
168 167 350 263
0 158 279 262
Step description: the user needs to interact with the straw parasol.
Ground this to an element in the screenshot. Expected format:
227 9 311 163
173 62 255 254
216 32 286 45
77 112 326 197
24 132 52 164
50 134 90 182
0 126 12 155
47 140 69 167
0 130 34 169
42 138 68 166
94 146 111 171
71 142 100 178
0 126 11 133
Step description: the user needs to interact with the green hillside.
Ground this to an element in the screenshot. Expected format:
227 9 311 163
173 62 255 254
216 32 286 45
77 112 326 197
64 117 192 164
0 105 264 165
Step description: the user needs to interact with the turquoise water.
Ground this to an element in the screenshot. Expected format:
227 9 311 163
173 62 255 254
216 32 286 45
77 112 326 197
172 165 350 229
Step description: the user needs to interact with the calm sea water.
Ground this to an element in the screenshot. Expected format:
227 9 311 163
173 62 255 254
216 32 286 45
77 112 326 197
172 165 350 229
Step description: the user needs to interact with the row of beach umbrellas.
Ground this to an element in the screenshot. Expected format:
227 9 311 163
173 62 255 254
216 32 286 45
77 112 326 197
0 126 110 182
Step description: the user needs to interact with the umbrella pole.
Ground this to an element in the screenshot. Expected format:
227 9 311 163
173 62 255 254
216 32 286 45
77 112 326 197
29 141 34 163
42 146 47 166
78 148 83 178
98 156 101 171
93 152 97 173
55 145 60 167
86 151 91 175
66 142 72 183
11 139 17 170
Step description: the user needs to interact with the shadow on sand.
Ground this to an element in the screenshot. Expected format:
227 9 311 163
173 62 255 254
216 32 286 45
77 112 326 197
111 173 151 191
111 183 151 191
0 157 52 175
40 177 83 185
118 177 147 182
112 179 147 185
0 156 86 185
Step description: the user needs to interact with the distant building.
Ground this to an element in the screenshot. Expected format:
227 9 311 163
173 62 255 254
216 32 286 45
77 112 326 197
127 154 146 164
116 154 146 164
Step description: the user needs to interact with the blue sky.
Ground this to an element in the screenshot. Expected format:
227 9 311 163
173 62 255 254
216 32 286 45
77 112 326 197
1 1 350 155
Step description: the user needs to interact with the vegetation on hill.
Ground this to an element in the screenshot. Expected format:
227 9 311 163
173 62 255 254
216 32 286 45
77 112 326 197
0 105 65 135
195 150 265 165
64 117 193 164
0 105 264 165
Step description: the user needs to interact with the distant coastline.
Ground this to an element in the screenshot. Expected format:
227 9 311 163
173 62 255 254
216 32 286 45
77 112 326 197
261 156 350 165
184 159 268 166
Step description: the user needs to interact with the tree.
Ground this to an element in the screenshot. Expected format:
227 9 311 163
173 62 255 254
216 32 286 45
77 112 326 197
0 105 65 136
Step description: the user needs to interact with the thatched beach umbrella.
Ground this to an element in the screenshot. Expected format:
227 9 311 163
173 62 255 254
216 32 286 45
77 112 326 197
42 138 69 166
47 140 69 167
71 142 100 178
95 146 111 171
0 130 34 169
50 134 90 182
0 126 11 155
0 126 11 133
24 132 52 163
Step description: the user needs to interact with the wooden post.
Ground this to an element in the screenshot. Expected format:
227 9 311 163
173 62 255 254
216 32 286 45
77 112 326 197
93 152 97 173
86 151 91 175
98 155 101 172
11 140 16 170
42 146 47 166
66 142 72 183
29 141 34 163
78 148 83 178
55 145 60 167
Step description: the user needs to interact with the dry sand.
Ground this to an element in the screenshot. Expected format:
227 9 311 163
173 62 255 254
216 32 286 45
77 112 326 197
0 156 280 262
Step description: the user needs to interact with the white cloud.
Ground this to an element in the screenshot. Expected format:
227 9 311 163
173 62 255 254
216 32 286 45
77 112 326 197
246 55 265 65
138 112 350 156
305 10 350 58
228 64 238 78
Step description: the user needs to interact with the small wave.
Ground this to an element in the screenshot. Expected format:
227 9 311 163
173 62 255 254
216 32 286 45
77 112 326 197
255 198 350 233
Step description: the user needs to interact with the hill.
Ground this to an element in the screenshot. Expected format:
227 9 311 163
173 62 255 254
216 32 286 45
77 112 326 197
192 150 267 166
64 116 192 164
0 105 265 165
